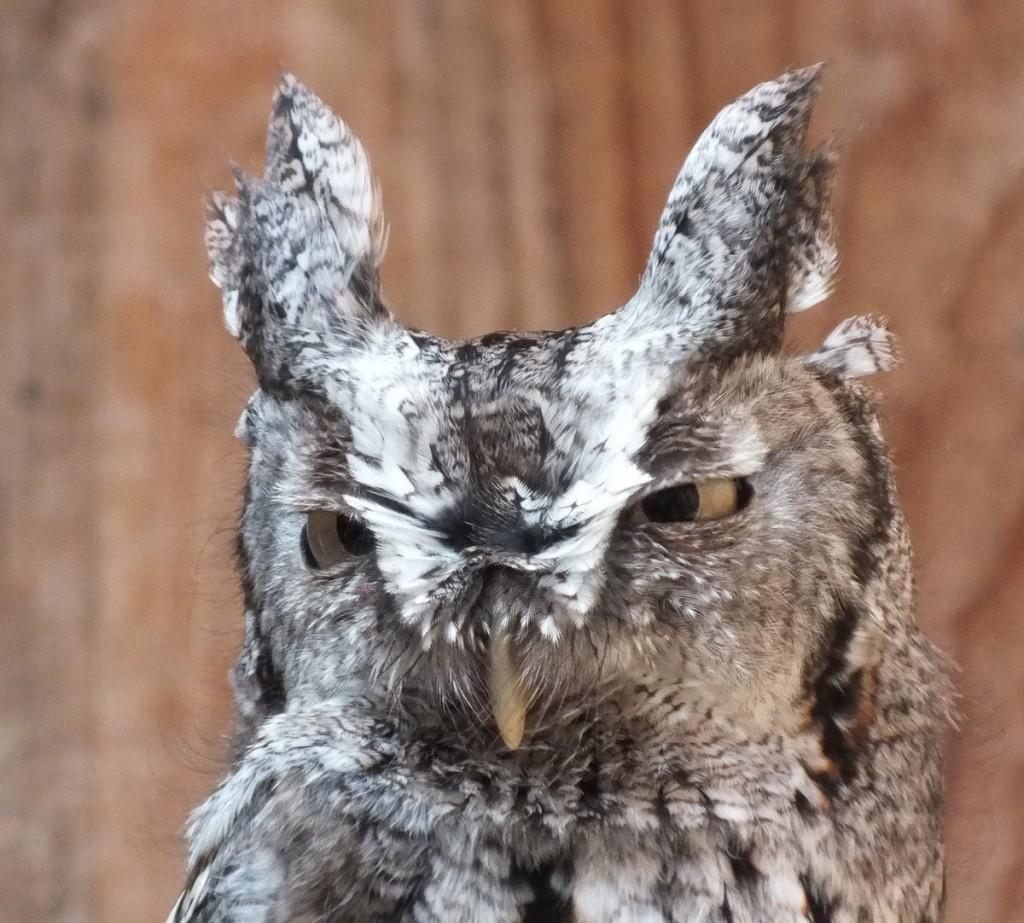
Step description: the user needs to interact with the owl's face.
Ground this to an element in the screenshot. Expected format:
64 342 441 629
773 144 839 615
212 69 901 750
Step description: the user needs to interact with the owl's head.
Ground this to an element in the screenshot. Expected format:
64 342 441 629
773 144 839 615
209 68 903 752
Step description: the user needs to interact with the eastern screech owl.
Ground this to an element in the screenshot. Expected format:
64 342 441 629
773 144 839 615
170 66 949 922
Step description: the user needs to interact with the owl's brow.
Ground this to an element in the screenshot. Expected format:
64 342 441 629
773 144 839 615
637 409 767 484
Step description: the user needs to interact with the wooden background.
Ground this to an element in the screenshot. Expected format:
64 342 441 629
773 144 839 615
4 1 1024 920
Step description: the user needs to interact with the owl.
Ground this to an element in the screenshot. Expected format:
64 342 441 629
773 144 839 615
170 66 950 922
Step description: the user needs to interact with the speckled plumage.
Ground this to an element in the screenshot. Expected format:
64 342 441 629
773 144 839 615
171 67 950 922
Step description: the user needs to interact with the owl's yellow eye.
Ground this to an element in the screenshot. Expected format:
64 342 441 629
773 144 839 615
301 510 375 569
638 477 752 524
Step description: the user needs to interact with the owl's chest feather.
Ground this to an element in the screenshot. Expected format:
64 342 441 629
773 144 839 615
181 673 942 922
344 699 838 923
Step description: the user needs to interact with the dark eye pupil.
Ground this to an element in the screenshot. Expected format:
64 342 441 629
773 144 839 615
338 514 374 555
300 513 375 570
642 484 700 523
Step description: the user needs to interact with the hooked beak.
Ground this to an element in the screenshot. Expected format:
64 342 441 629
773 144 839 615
488 623 527 749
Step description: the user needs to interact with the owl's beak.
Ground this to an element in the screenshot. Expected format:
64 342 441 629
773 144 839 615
488 625 527 750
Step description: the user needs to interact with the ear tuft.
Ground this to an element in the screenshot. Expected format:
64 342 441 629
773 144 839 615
653 63 824 220
804 314 902 379
205 189 243 335
785 147 838 313
205 75 391 378
625 65 834 360
265 73 387 272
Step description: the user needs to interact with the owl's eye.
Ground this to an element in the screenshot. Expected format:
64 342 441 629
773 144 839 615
637 477 752 524
301 510 375 568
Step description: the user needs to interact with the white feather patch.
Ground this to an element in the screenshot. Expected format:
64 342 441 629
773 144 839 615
804 314 901 378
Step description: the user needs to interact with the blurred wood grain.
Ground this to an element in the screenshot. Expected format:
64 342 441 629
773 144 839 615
3 1 1023 919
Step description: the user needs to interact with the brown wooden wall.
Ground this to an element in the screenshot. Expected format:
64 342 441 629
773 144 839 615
3 2 1023 920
